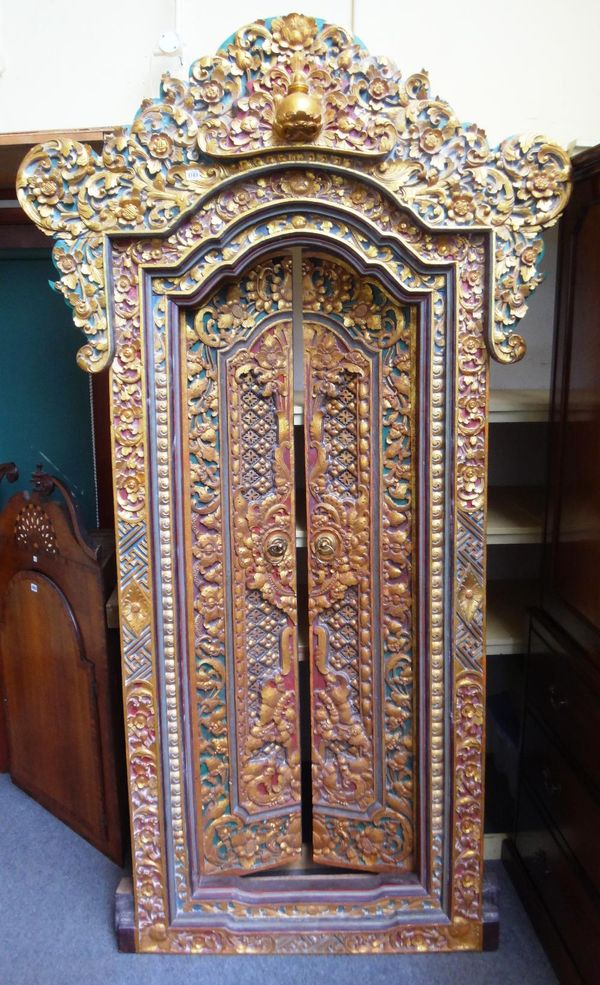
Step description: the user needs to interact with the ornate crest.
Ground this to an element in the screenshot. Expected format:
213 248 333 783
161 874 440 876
17 13 569 371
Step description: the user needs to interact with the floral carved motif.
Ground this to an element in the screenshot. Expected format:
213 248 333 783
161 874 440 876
100 183 487 947
454 673 485 920
17 14 569 371
10 8 548 940
303 254 416 873
457 569 484 623
184 259 302 873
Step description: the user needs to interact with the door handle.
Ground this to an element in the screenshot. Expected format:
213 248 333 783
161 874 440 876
314 626 328 675
264 533 290 565
313 533 339 563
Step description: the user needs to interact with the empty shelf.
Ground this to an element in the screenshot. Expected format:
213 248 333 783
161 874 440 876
489 389 550 424
487 487 544 544
486 579 536 655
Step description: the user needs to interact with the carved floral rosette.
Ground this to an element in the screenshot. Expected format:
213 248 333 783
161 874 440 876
16 13 569 955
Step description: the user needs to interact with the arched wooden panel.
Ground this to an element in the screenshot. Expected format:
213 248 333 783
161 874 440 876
303 255 417 873
180 255 302 875
0 570 105 838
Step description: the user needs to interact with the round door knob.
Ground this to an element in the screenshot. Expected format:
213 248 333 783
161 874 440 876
264 534 289 565
314 533 338 562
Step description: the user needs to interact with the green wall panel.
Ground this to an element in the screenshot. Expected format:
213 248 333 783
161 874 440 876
0 250 96 527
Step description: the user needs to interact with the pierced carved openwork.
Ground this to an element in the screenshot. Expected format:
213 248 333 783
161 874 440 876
14 502 58 556
18 12 569 956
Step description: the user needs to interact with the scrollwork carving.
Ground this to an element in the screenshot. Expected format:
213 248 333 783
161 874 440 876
17 14 569 370
13 14 555 939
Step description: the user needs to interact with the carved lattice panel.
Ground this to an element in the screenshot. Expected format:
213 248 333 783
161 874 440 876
182 258 302 875
303 255 417 872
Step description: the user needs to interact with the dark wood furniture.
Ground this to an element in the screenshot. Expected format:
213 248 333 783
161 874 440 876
503 145 600 985
0 471 125 863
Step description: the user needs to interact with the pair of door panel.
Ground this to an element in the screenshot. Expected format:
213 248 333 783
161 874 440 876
182 251 417 877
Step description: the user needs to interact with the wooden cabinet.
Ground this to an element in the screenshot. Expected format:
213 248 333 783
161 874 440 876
16 13 569 955
504 145 600 985
0 462 19 771
0 478 125 863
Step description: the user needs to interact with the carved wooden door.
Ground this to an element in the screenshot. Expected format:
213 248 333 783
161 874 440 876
302 255 416 873
18 11 570 955
181 255 302 874
180 248 418 876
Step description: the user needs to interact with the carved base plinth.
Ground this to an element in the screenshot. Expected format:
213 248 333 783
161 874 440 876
114 874 499 955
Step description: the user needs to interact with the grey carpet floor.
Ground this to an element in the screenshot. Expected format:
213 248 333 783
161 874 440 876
0 774 558 985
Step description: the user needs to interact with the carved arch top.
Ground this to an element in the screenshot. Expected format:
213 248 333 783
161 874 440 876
17 12 570 371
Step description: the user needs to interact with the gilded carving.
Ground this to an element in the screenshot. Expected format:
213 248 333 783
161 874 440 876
120 580 151 635
302 251 416 873
274 62 323 143
457 569 484 624
454 673 485 920
105 192 477 945
113 203 456 941
17 16 569 371
184 259 302 873
126 683 167 932
15 11 570 955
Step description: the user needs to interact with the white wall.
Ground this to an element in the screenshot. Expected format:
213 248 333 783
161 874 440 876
1 1 598 148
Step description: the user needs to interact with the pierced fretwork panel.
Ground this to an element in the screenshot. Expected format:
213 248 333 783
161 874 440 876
303 255 417 873
182 258 302 875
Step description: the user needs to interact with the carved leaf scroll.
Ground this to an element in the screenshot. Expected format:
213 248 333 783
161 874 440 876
17 14 569 372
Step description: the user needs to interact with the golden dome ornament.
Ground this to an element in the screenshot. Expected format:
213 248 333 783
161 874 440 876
274 67 322 144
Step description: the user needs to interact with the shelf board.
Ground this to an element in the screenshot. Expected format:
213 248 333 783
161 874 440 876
486 579 536 655
489 388 550 424
487 486 544 545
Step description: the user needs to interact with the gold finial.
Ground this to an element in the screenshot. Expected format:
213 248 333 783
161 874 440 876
274 63 322 144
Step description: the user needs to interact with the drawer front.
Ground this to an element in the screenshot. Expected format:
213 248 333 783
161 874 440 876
523 712 600 896
516 785 600 985
529 625 600 791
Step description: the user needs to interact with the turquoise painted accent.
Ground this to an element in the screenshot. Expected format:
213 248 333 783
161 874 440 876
0 250 96 527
